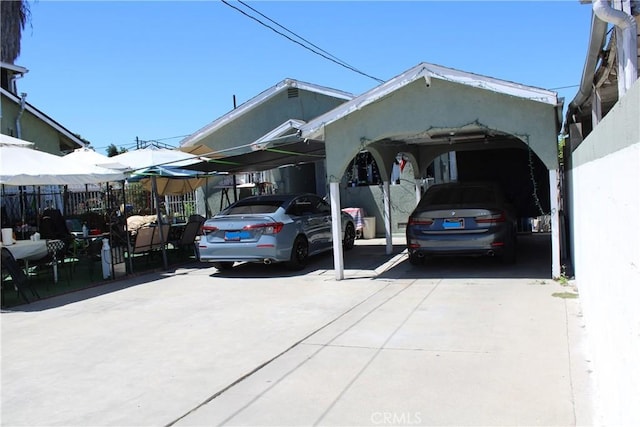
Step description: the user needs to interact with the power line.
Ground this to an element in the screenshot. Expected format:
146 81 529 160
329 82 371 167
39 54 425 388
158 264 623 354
549 84 580 90
236 0 352 70
220 0 384 84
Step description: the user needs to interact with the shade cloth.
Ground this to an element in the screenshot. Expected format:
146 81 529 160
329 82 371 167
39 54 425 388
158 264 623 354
180 137 324 174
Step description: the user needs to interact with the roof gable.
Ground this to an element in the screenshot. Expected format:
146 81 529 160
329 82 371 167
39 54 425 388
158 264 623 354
179 79 354 147
300 62 558 140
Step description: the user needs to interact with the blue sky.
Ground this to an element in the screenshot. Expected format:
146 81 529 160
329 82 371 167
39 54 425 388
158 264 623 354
18 1 593 154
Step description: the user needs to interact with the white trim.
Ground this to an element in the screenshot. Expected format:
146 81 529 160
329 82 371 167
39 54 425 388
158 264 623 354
0 62 28 75
252 119 306 149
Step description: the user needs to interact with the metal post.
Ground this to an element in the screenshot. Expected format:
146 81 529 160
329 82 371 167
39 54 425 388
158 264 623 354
330 182 344 280
152 176 168 269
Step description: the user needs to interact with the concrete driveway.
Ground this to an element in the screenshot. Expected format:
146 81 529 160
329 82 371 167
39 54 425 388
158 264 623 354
1 235 594 426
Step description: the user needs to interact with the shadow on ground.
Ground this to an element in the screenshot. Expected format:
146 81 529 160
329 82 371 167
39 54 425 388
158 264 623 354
3 234 552 311
211 233 552 280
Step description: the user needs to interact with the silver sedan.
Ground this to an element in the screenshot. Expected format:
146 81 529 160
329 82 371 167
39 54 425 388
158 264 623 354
199 193 356 270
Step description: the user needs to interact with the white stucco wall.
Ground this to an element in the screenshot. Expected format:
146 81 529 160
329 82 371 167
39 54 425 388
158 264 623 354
570 80 640 426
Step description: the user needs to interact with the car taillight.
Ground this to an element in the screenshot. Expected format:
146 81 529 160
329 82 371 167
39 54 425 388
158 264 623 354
408 217 434 226
201 225 218 235
475 211 506 224
243 222 284 234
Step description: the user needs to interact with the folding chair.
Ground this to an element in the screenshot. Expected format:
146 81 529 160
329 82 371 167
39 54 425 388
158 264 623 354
1 247 40 304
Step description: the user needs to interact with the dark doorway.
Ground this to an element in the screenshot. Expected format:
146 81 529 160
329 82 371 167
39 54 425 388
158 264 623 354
455 148 550 218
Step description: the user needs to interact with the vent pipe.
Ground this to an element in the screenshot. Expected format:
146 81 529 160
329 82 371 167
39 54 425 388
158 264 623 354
593 0 638 96
15 92 27 139
568 14 608 114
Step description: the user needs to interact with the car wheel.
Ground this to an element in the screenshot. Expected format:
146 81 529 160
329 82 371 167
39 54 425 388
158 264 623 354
408 252 424 266
213 262 234 271
343 222 356 251
286 235 309 270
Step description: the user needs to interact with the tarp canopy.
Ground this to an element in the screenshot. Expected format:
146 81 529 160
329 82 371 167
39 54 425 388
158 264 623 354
181 136 324 173
0 144 126 186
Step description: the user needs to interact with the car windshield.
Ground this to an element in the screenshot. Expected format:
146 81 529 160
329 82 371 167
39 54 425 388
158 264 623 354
223 200 284 215
422 186 496 205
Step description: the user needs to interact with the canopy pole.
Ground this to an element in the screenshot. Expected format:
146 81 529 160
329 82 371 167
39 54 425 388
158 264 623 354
151 176 168 269
121 180 134 274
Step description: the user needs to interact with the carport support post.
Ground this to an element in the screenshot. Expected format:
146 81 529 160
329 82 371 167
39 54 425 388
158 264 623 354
415 179 422 204
383 180 393 255
550 169 561 278
329 182 345 280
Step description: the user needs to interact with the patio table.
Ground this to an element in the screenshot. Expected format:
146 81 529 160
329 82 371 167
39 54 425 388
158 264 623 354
2 240 48 262
2 239 65 284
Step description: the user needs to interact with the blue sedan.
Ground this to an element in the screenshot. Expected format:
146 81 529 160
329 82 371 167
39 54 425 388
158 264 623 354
199 193 356 270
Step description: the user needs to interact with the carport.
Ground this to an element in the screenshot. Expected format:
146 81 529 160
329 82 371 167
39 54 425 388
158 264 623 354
298 63 563 280
184 62 563 280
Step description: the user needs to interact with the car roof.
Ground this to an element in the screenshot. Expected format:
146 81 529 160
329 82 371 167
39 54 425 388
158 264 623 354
233 193 321 204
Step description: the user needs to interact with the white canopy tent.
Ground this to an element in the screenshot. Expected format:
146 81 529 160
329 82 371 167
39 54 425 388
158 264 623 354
0 144 126 186
0 133 35 147
61 147 128 171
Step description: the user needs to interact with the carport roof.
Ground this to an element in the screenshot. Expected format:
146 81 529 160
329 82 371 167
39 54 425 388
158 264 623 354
182 136 323 173
181 119 323 173
299 62 559 141
181 62 560 174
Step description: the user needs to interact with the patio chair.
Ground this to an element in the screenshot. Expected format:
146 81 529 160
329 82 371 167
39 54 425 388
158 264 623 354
28 239 70 288
150 224 170 251
1 247 40 304
131 226 155 255
169 216 204 259
40 208 75 259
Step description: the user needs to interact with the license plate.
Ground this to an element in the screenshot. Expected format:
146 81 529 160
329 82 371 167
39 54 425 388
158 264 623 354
225 231 251 241
443 219 464 229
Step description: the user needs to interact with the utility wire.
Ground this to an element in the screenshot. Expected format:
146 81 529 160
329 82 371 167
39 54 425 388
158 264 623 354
549 84 580 90
220 0 384 84
237 0 352 70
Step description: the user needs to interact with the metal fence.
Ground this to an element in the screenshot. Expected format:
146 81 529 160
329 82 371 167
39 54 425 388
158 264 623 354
1 183 199 235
